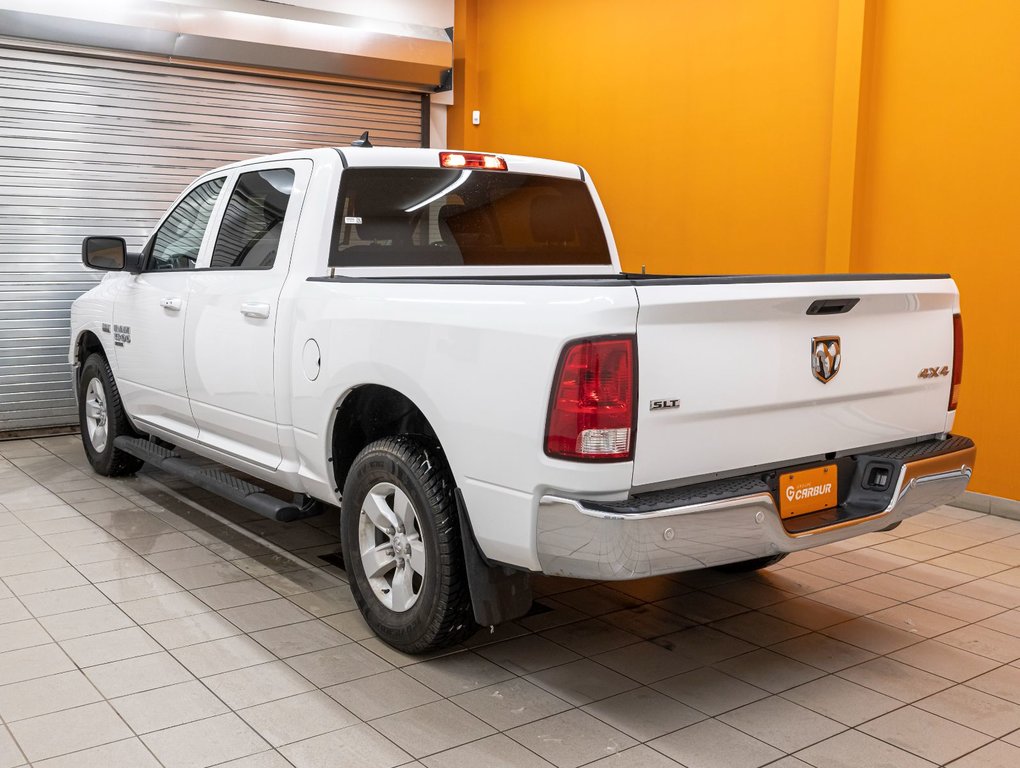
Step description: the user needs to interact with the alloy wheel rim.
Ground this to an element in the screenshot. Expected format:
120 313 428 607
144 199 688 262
358 481 426 612
83 377 109 453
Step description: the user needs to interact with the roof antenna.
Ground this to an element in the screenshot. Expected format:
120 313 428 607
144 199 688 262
351 131 373 148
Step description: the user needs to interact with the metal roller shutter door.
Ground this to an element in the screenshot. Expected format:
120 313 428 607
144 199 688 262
0 44 425 433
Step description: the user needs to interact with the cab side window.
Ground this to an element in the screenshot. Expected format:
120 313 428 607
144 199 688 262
148 178 225 270
210 169 295 269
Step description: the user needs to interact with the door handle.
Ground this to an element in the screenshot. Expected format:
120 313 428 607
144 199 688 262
160 297 182 311
240 301 271 319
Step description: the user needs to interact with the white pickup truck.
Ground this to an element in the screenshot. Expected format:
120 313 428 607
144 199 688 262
71 144 976 652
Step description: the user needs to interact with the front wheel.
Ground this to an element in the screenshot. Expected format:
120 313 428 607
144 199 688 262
340 436 476 653
78 353 143 477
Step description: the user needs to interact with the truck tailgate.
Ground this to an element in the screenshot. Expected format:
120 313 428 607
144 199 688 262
632 277 958 488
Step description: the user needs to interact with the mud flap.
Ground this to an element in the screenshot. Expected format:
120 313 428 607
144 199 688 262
455 489 533 627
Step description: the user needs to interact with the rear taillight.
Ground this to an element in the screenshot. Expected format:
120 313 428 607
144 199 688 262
545 336 636 461
949 313 963 411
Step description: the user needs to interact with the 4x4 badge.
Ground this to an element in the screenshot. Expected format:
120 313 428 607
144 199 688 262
811 336 841 383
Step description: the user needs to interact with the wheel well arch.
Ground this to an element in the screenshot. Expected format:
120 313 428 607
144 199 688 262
330 384 442 493
73 330 107 385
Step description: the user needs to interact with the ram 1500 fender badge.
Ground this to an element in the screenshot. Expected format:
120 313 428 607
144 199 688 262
918 366 950 379
650 399 681 411
811 336 841 383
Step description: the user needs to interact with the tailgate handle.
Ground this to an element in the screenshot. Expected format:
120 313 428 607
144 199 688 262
806 298 860 315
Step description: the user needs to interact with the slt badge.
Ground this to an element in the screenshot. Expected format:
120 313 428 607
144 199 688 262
811 336 841 383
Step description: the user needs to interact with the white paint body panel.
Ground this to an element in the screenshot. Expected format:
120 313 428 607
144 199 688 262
69 146 962 572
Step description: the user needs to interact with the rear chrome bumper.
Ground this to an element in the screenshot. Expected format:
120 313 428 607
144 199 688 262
536 436 976 580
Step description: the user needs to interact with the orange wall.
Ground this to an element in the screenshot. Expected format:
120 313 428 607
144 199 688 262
451 0 840 275
450 0 1019 499
851 1 1020 499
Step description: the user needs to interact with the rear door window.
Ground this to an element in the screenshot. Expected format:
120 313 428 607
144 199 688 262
210 169 295 269
329 168 611 268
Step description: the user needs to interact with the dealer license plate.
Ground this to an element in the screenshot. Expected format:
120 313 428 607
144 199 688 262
779 465 838 519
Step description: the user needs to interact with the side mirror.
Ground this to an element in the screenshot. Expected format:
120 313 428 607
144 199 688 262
82 237 127 270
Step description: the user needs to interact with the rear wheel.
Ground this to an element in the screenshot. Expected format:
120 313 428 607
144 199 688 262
340 435 475 653
78 353 143 477
714 553 788 573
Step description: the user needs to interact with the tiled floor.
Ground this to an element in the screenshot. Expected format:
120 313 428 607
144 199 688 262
1 436 1020 768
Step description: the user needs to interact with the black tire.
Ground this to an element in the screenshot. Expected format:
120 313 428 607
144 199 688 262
340 435 475 653
714 553 788 573
78 353 144 477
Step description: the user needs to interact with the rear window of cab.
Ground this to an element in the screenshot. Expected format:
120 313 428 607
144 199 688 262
329 168 611 268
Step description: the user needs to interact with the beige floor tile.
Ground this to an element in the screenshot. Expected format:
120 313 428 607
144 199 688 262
167 560 250 590
375 700 495 758
62 540 138 565
869 603 967 637
838 656 953 702
213 752 294 768
537 618 639 657
0 598 30 625
587 638 700 684
238 690 358 747
285 643 393 687
203 660 314 709
930 553 1011 577
796 557 880 584
146 546 225 571
706 579 794 610
141 712 270 768
0 618 50 653
759 596 858 631
172 635 275 678
0 722 24 768
31 737 162 768
7 701 133 763
947 740 1020 768
980 608 1020 635
145 611 242 649
527 658 639 706
420 733 555 768
0 669 103 723
257 567 345 596
795 729 936 768
890 639 1000 682
915 685 1020 737
0 550 67 578
112 679 228 733
405 650 515 697
939 625 1020 662
0 643 75 686
85 651 194 698
96 572 184 603
124 531 199 556
19 584 110 617
653 625 758 667
966 664 1020 704
719 695 845 753
781 675 901 726
287 586 358 617
770 633 876 672
219 597 314 632
582 687 704 741
193 580 280 610
860 705 992 764
475 634 581 675
280 722 410 768
249 619 349 658
60 625 160 666
2 566 87 596
820 616 924 654
911 591 1005 623
582 744 684 768
714 649 825 693
894 561 975 589
653 666 769 716
451 677 572 730
854 572 942 602
709 610 810 646
507 709 636 768
76 556 160 583
326 669 440 720
597 604 691 639
655 591 747 623
649 718 783 768
119 590 214 624
38 603 135 640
